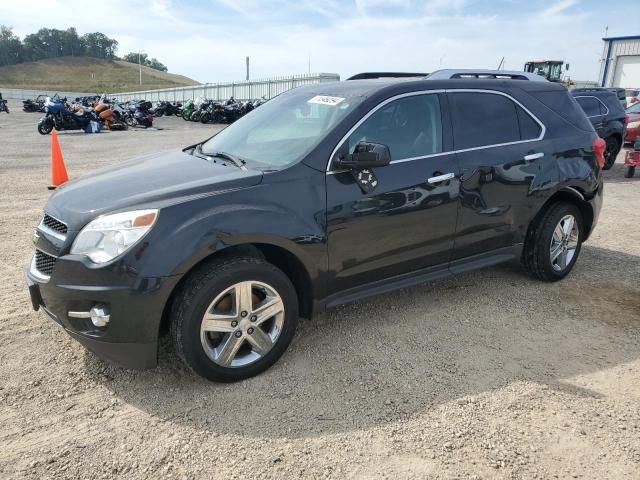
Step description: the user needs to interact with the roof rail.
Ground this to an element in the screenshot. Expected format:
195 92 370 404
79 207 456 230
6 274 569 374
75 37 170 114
426 69 547 82
347 72 428 80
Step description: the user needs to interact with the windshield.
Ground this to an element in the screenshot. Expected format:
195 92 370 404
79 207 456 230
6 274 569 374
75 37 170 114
626 102 640 114
201 91 362 169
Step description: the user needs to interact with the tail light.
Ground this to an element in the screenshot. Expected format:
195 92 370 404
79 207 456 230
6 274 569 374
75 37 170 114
593 137 606 168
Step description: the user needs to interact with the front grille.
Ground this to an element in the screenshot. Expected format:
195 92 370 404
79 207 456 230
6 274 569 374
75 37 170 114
34 250 57 276
42 214 68 235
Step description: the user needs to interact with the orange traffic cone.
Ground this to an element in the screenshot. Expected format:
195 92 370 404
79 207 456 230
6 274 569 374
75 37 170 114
48 130 69 190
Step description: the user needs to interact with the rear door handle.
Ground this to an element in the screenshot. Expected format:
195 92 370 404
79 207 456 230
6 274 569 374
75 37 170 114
524 152 544 161
427 172 455 184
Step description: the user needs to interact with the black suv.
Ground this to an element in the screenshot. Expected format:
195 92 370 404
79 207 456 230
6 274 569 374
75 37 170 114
571 88 626 169
27 78 604 382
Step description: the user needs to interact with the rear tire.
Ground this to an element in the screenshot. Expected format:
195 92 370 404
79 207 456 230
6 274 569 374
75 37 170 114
625 165 636 178
170 256 299 382
522 202 583 281
602 136 620 170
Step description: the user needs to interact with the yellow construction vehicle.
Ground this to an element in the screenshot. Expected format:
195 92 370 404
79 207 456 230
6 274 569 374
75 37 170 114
524 60 573 85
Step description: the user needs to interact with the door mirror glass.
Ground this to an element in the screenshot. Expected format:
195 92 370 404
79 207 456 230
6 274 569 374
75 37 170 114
335 142 391 169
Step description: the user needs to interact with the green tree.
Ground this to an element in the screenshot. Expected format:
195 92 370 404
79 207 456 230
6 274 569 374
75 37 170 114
0 25 23 65
122 52 168 72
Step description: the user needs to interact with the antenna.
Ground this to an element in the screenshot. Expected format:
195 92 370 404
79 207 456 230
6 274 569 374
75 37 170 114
497 57 505 70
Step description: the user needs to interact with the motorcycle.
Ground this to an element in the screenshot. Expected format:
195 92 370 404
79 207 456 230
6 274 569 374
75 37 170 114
123 100 154 128
37 96 100 135
181 99 195 121
154 101 182 117
0 94 9 114
22 95 47 113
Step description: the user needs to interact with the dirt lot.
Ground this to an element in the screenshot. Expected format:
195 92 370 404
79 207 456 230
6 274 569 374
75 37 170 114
1 102 639 480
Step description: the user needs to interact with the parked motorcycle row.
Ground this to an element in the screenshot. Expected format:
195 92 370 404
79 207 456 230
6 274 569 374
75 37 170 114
16 93 268 135
181 96 267 124
26 94 155 135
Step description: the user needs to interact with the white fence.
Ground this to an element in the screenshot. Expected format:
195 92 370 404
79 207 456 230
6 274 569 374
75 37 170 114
109 73 341 102
1 88 97 100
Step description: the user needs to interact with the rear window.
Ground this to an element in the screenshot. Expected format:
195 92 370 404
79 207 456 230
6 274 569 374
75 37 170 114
534 90 594 132
575 96 606 117
448 92 541 150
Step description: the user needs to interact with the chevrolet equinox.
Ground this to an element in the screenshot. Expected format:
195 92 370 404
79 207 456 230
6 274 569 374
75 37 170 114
27 77 604 381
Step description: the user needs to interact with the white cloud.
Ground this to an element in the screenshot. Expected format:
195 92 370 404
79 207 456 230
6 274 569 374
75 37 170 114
0 0 628 84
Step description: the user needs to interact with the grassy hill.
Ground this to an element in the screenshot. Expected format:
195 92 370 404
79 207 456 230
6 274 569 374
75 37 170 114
0 57 199 93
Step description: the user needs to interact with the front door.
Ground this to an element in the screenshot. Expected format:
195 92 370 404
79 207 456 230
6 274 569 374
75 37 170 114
325 92 460 296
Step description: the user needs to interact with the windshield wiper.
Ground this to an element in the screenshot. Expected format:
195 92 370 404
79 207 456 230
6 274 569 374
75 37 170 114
204 150 248 171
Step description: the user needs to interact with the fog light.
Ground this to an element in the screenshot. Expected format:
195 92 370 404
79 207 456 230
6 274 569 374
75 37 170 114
68 304 110 327
90 305 110 327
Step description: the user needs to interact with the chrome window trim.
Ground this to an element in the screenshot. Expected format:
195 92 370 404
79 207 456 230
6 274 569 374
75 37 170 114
573 95 609 118
325 88 547 174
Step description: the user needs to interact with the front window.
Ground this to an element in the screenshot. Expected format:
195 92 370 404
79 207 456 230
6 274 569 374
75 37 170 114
346 94 443 160
201 91 362 170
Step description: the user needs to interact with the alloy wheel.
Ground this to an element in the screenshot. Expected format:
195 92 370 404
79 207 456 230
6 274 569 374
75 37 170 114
200 281 285 368
549 214 579 272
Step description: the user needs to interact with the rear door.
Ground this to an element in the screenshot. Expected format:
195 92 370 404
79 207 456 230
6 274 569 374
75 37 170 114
325 92 460 295
446 90 549 262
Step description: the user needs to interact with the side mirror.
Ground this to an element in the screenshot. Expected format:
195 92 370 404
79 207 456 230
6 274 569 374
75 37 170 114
335 142 391 169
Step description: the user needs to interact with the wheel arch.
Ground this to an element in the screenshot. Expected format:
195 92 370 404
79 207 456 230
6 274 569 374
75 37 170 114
528 187 595 242
159 242 315 339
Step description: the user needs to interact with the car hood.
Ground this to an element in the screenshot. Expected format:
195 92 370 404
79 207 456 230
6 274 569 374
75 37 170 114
45 149 264 230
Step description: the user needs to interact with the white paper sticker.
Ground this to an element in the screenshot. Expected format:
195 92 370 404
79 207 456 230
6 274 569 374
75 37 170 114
308 95 345 106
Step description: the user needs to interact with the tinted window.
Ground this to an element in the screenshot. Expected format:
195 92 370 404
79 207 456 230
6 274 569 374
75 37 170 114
575 96 603 117
535 90 593 132
348 94 443 160
517 106 542 140
448 92 537 150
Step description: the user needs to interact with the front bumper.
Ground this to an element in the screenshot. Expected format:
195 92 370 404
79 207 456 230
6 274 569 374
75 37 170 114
26 257 181 370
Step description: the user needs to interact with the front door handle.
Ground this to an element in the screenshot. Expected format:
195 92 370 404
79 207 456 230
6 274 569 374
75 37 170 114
427 172 455 184
524 152 544 161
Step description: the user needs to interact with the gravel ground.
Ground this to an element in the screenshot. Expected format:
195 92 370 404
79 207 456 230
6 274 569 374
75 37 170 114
1 102 639 480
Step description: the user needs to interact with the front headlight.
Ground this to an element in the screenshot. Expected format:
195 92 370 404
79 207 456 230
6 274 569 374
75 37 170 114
71 209 158 264
628 120 640 129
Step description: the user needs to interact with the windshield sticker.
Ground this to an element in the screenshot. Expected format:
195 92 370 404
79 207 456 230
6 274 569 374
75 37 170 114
308 95 345 106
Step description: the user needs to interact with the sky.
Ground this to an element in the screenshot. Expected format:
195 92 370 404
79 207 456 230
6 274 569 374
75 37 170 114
2 0 637 83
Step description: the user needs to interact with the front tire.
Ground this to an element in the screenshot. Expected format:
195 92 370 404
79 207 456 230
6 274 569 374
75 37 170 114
602 136 620 170
170 256 299 382
522 202 583 281
625 165 636 178
37 122 53 135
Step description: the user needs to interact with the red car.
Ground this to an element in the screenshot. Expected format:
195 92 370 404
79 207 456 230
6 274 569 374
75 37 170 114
625 102 640 144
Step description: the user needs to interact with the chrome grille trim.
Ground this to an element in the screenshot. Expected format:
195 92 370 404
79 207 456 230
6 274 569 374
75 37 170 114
32 250 57 279
39 213 68 241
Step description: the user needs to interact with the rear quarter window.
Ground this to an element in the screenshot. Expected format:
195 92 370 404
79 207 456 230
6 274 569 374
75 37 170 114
534 90 594 132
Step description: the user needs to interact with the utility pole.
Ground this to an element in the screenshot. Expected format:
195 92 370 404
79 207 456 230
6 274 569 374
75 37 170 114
246 56 249 81
308 55 311 74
